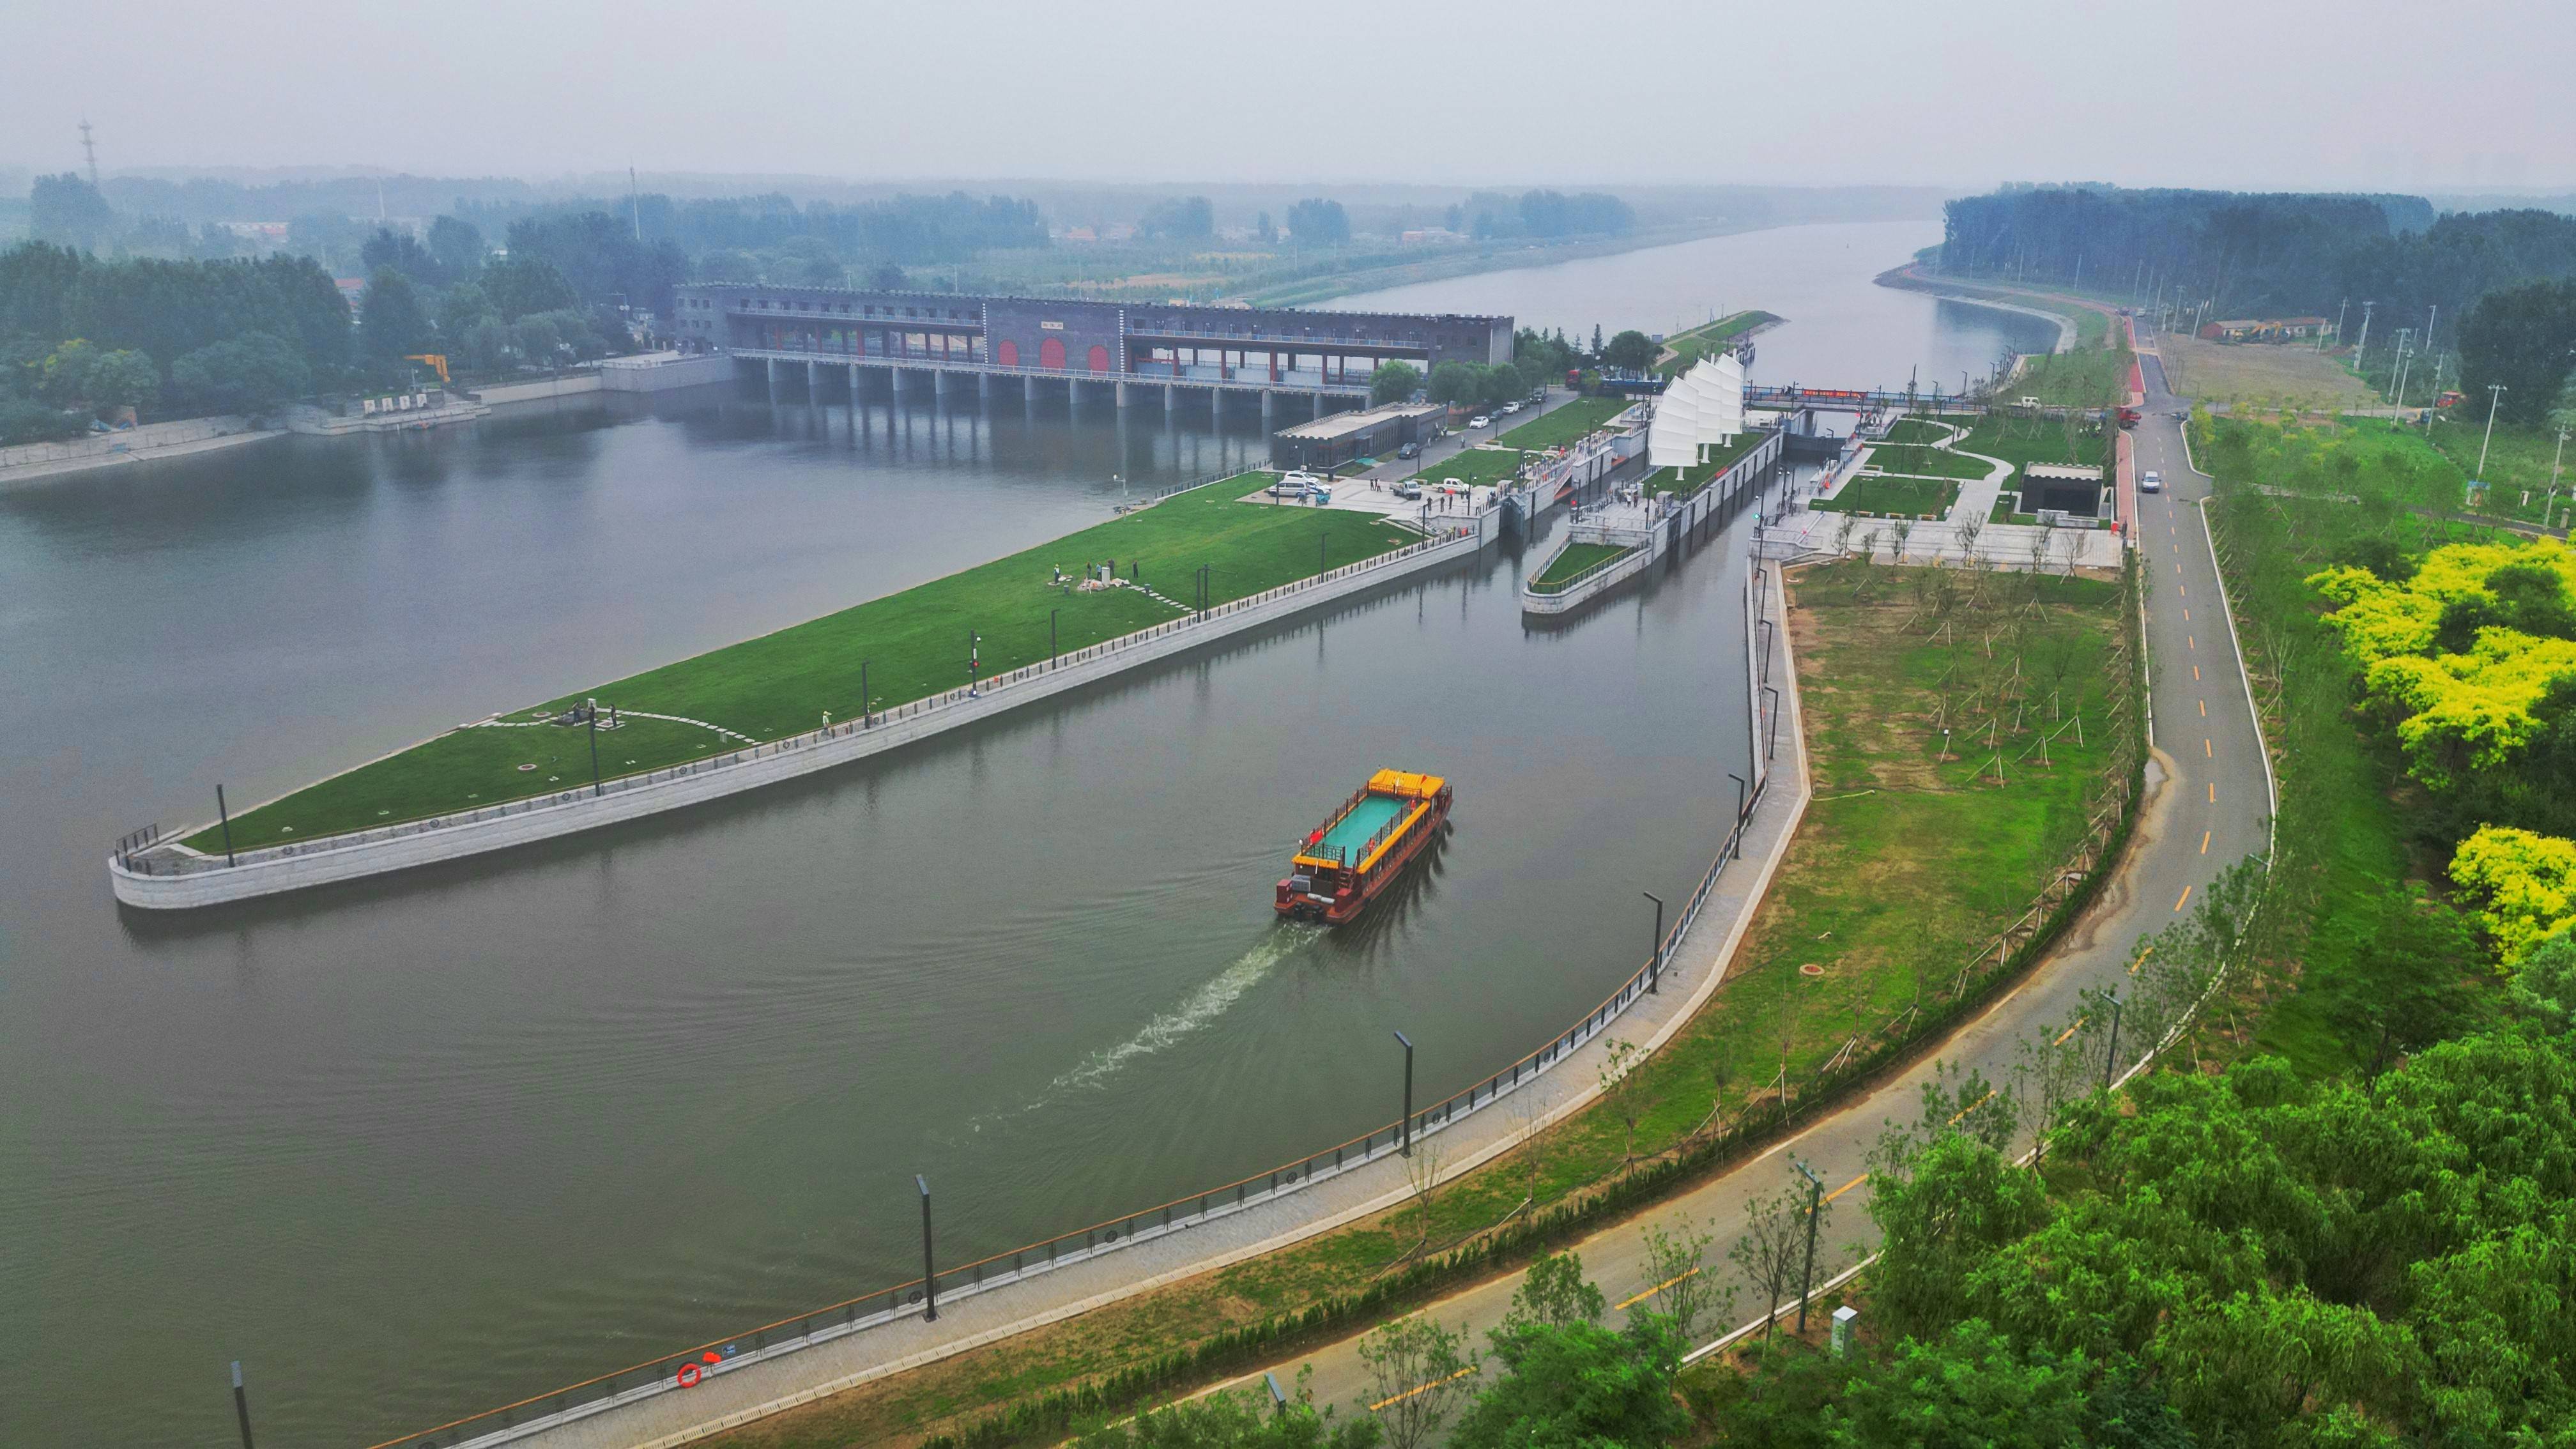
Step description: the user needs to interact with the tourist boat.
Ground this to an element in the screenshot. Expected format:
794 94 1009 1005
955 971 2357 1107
1275 770 1453 924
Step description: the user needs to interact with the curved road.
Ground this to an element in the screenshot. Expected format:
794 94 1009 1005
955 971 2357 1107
1218 328 2275 1417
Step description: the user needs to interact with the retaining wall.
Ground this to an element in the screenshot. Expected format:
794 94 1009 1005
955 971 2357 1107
0 414 278 486
112 513 1497 909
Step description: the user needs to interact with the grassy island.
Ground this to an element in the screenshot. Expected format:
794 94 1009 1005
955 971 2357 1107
188 475 1416 853
1528 540 1636 591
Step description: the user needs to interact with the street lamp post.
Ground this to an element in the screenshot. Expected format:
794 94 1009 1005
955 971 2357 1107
1726 772 1747 857
967 630 982 698
216 783 236 867
1643 891 1665 994
1393 1031 1414 1156
1049 610 1058 669
231 1361 256 1449
2102 990 2126 1091
2479 385 2510 483
587 701 602 797
861 661 870 728
1793 1161 1825 1335
917 1175 937 1322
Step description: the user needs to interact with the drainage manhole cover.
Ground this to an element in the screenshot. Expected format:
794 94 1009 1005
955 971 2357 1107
1799 963 1827 976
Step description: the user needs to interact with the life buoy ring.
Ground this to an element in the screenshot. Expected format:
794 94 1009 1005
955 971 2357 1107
676 1363 702 1388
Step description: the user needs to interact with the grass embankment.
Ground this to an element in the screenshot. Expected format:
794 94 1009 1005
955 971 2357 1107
693 564 2130 1449
2009 328 2133 409
2193 411 2501 1073
189 478 1414 852
1528 541 1636 591
1652 432 1768 500
1411 447 1529 490
1813 477 1959 517
1655 309 1782 376
1860 443 1991 480
2421 415 2572 526
2156 332 2375 414
1495 397 1632 452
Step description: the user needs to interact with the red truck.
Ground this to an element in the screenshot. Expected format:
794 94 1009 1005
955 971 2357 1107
2116 406 2142 429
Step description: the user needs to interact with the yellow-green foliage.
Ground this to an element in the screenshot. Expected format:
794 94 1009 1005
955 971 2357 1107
2309 537 2576 786
2448 825 2576 963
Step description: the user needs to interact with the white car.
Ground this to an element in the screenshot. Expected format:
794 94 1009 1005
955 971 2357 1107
1468 415 1492 429
2140 470 2163 493
1501 401 1522 415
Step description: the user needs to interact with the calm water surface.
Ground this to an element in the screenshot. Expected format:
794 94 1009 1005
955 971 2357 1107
4 219 2051 1446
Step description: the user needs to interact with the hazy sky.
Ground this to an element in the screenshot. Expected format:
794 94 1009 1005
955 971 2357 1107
9 0 2571 194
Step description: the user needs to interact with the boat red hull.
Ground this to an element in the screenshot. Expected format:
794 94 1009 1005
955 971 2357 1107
1275 786 1452 925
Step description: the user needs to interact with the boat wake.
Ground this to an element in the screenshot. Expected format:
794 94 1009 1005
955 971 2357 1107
1048 923 1324 1094
971 924 1325 1129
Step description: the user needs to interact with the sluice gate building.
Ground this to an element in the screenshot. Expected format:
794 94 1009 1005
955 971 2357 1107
673 283 1512 420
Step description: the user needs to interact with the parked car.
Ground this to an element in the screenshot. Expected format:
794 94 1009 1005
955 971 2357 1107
1396 441 1421 459
1468 415 1492 429
1527 389 1545 404
2140 470 2163 493
1393 480 1423 500
1500 401 1523 415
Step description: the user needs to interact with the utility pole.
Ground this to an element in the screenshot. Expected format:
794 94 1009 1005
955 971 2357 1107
79 118 99 187
2326 297 2349 352
2546 425 2568 533
2390 329 2414 406
2478 384 2508 481
1793 1161 1825 1335
2423 303 2437 357
2354 302 2376 381
629 165 641 241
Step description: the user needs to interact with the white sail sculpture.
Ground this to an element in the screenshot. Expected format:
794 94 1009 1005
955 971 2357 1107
1645 352 1748 472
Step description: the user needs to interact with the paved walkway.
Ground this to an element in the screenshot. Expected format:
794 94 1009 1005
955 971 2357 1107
464 564 1813 1449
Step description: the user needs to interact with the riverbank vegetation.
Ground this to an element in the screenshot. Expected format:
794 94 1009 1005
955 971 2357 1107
1655 309 1781 376
1494 396 1629 452
687 562 2133 1449
2006 318 2134 409
1661 411 2576 1446
183 477 1413 852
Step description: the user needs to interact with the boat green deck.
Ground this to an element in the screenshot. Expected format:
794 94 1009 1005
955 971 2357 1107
1321 795 1406 855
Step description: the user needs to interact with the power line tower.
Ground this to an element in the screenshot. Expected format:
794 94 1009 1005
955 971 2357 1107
79 118 98 187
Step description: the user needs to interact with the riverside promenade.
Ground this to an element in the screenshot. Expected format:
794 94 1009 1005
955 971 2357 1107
394 560 1812 1449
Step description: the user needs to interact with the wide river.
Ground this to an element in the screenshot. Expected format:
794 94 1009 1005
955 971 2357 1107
2 218 2053 1447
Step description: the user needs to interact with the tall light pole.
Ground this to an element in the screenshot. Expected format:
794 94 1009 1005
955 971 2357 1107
2479 384 2509 482
1643 891 1666 995
1793 1161 1825 1335
231 1361 256 1449
916 1175 937 1322
1393 1031 1415 1156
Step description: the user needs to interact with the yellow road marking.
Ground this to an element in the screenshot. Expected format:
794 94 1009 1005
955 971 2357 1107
1826 1172 1868 1202
2204 739 2212 757
2180 584 2186 597
2193 664 2200 680
1371 1364 1479 1410
2053 1018 2087 1045
2198 698 2206 717
2201 829 2211 854
1946 1087 1997 1124
2188 636 2195 649
1614 1266 1700 1311
2130 945 2154 976
2208 781 2216 802
2175 884 2193 912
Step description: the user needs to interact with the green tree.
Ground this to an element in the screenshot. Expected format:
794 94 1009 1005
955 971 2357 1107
1140 195 1215 241
170 332 311 413
1831 1321 2092 1448
1506 1252 1606 1331
1426 360 1481 407
1451 1315 1687 1449
38 338 99 405
695 249 759 285
2510 931 2576 1031
84 348 159 412
2319 885 2482 1077
1601 329 1657 372
1473 364 1521 408
1354 1314 1473 1449
1869 1129 2051 1342
359 268 433 364
29 172 118 251
1368 361 1421 406
1285 198 1350 249
481 253 580 321
361 227 447 287
426 215 486 279
2458 278 2576 427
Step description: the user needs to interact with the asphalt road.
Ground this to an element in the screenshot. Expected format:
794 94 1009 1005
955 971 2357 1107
1214 339 2277 1422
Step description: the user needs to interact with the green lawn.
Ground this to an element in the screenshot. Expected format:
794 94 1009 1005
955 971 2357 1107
1655 309 1781 376
1861 443 1992 480
1494 397 1632 452
2008 332 2134 408
1881 418 1956 447
1955 413 2110 473
2421 415 2573 526
1412 446 1531 489
1814 476 1960 517
1529 540 1636 591
188 477 1416 852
